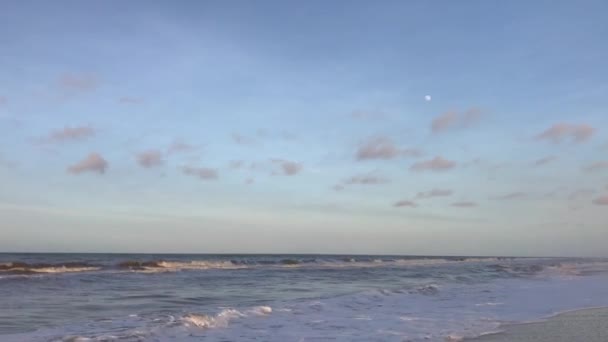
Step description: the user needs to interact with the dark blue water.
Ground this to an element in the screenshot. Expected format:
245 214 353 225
2 254 608 341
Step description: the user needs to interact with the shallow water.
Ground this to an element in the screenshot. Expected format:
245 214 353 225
1 254 608 341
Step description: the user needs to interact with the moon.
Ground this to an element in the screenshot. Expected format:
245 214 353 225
424 95 432 102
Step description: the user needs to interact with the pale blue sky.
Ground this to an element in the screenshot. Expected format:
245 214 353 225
1 1 607 256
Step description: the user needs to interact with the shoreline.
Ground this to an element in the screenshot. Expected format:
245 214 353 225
467 306 608 341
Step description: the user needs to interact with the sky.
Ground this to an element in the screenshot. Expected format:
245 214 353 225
1 1 607 256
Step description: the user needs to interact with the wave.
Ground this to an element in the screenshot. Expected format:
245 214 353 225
3 257 606 278
0 262 100 274
182 306 272 330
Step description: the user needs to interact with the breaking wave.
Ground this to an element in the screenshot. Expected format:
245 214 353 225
0 262 100 275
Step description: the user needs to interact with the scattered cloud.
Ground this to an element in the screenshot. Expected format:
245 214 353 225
532 156 557 167
451 201 477 207
59 73 99 92
68 153 108 174
272 159 302 176
167 140 196 154
493 192 528 200
351 110 386 120
593 196 608 205
344 173 389 185
431 108 482 133
232 133 256 145
416 188 454 199
568 188 596 200
410 156 457 172
332 184 345 192
182 166 219 180
245 178 255 185
43 125 95 143
230 160 245 169
536 123 595 143
0 96 7 106
136 150 163 168
394 200 418 208
356 136 421 161
583 161 608 172
118 97 143 104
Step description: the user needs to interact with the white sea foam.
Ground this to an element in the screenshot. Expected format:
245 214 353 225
181 306 272 330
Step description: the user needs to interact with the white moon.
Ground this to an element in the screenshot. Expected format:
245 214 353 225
424 95 432 102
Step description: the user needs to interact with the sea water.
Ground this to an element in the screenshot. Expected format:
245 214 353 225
1 254 608 341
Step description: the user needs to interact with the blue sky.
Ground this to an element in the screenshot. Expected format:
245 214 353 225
1 1 607 256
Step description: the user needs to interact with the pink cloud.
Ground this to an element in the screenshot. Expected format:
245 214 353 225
583 161 608 172
167 140 196 154
410 156 457 172
351 110 386 120
332 184 345 192
344 173 388 185
416 189 453 199
273 160 302 175
232 133 256 145
118 97 143 104
230 160 245 169
532 156 557 167
356 136 421 161
568 188 596 200
431 108 482 133
45 125 95 143
136 150 163 168
182 166 219 180
494 192 527 200
59 73 99 92
451 201 477 207
68 153 108 174
593 196 608 205
394 200 417 208
536 123 595 143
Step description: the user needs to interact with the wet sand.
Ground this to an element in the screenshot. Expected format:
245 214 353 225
469 307 608 342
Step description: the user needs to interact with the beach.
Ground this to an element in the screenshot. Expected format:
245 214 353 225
471 307 608 342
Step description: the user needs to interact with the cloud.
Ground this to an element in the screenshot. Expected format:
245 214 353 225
332 184 345 192
494 192 528 200
118 97 143 104
272 159 302 176
245 178 255 185
583 161 608 172
568 188 596 200
356 136 421 161
532 156 557 167
536 123 595 143
68 153 108 174
232 133 256 145
394 200 417 208
593 196 608 205
167 140 196 154
410 156 457 172
431 108 482 133
229 160 245 169
0 96 7 106
136 150 163 168
416 188 453 199
59 73 99 92
351 110 386 120
44 125 95 143
344 173 389 185
451 201 477 207
182 166 219 180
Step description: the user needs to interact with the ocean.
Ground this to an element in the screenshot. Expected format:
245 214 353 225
1 254 608 341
